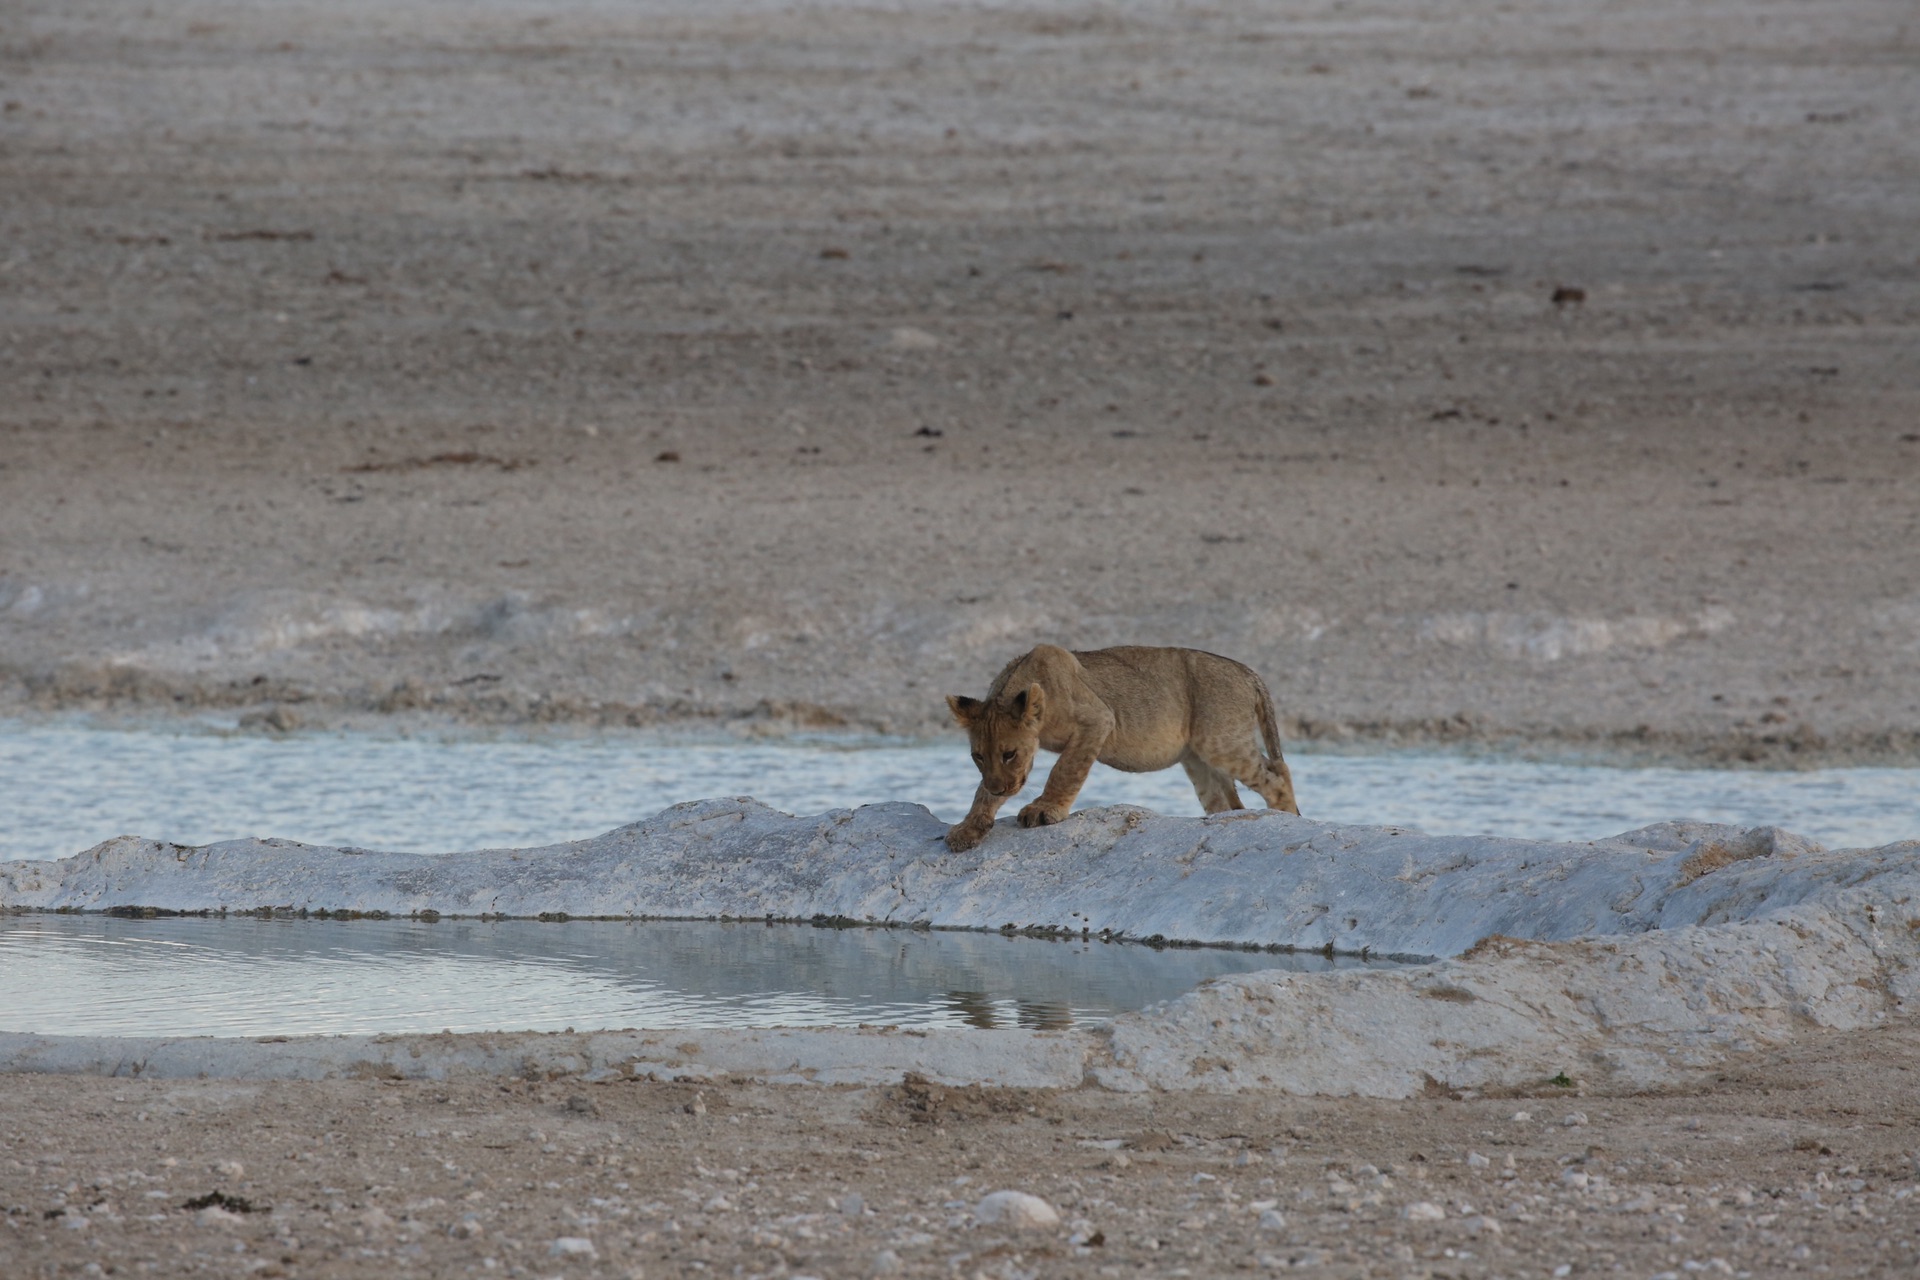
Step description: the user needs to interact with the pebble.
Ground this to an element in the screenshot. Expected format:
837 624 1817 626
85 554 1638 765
1467 1215 1503 1236
1561 1169 1590 1191
450 1217 484 1240
885 327 942 351
1273 1247 1330 1268
1511 1111 1532 1122
1404 1201 1446 1222
212 1159 245 1179
1562 1112 1590 1128
871 1249 903 1276
1465 1151 1490 1169
550 1236 597 1258
196 1206 244 1228
62 1214 91 1231
839 1192 865 1217
973 1190 1061 1230
1257 1208 1288 1231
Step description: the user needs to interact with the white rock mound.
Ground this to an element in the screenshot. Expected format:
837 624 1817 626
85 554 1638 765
0 800 1900 958
2 801 1915 1098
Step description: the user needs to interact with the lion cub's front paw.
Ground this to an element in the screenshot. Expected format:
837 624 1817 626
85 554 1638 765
945 823 990 852
1017 801 1066 828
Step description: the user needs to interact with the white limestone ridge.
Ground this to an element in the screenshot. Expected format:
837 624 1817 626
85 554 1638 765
4 800 1917 1096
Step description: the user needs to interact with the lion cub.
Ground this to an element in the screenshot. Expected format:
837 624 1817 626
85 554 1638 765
944 644 1300 851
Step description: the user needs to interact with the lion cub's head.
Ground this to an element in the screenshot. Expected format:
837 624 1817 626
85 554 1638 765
947 684 1046 798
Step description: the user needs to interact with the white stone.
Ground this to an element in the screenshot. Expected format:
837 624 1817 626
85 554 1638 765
870 1250 903 1276
1561 1170 1590 1190
1562 1112 1590 1128
1511 1111 1532 1122
550 1236 597 1258
1467 1215 1503 1236
1257 1208 1287 1231
212 1159 245 1179
1466 1151 1490 1169
196 1207 244 1228
973 1190 1061 1230
884 327 941 351
1403 1201 1446 1222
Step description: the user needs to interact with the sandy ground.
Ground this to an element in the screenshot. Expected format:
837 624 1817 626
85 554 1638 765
3 1021 1918 1279
2 0 1917 761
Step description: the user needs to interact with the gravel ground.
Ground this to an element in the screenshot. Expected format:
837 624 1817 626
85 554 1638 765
5 1020 1919 1279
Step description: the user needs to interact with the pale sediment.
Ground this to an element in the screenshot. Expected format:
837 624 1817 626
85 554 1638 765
4 804 1916 1096
0 1026 1092 1090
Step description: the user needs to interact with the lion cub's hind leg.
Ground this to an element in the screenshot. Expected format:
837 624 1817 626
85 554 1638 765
1190 735 1301 816
1247 755 1301 815
1179 751 1244 814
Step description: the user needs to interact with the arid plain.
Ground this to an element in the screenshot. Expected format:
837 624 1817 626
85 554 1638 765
3 1 1919 1277
2 0 1916 761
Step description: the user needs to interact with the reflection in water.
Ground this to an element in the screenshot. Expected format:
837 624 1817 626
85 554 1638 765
0 913 1407 1039
1019 1000 1073 1032
941 991 1074 1031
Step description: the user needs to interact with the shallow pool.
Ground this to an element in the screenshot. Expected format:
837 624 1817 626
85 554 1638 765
0 913 1381 1038
0 721 1913 861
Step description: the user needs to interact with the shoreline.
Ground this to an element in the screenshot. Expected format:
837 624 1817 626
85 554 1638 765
2 904 1437 967
6 688 1917 771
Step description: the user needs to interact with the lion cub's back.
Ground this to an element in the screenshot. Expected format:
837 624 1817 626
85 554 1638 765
1071 645 1262 736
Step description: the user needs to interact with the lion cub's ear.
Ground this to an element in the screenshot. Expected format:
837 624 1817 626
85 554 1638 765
1015 683 1046 724
947 694 982 726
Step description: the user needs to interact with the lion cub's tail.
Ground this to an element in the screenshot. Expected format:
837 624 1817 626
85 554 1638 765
1251 671 1285 763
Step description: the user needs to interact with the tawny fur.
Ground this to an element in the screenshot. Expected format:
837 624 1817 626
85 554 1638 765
944 644 1300 852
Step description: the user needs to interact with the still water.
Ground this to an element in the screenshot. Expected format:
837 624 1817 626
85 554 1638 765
0 721 1913 862
0 912 1385 1038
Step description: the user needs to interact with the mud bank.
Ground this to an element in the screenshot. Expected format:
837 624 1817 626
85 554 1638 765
6 805 1916 1096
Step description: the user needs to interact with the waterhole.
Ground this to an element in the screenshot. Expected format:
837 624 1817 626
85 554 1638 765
0 913 1392 1038
0 721 1912 862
